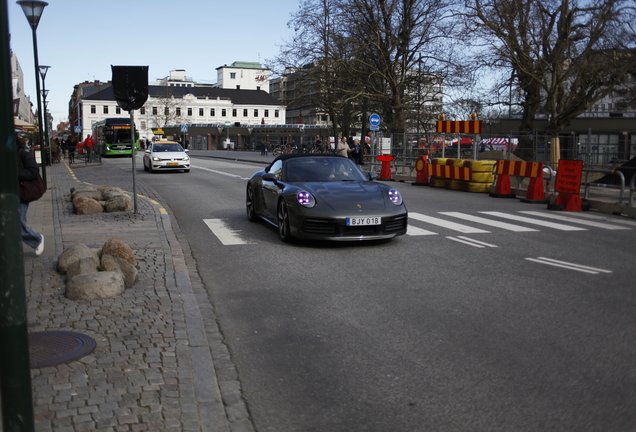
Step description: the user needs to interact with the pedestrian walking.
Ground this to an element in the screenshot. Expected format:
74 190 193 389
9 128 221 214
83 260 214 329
66 134 78 164
336 137 352 158
84 134 95 162
17 135 45 256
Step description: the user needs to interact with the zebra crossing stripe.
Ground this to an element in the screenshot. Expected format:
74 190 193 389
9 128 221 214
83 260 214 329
203 219 253 245
479 211 587 231
408 212 490 233
518 211 631 230
406 225 438 236
440 212 538 232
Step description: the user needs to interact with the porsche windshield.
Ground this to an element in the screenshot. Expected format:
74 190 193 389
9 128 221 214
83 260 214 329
284 157 368 182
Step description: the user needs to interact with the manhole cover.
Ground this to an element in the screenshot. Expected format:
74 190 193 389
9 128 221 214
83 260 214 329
28 331 96 368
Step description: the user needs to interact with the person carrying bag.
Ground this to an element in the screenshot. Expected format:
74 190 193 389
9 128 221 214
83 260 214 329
17 135 46 255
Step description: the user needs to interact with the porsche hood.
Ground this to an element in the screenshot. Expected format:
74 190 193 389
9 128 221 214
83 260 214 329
300 181 390 211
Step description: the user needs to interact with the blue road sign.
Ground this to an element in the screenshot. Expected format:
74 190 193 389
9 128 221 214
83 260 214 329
370 125 380 131
369 114 381 126
181 125 188 133
74 126 82 133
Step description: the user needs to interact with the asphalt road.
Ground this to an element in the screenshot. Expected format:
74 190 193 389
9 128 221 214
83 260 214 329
114 152 636 432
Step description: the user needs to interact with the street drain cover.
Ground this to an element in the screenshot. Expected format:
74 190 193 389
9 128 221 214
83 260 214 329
28 331 96 368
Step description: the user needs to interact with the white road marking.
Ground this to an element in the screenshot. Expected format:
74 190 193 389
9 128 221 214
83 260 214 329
480 211 587 231
525 257 612 274
456 236 498 247
409 212 490 234
194 165 251 180
407 225 438 236
203 219 253 245
518 211 631 230
447 236 498 248
440 212 538 232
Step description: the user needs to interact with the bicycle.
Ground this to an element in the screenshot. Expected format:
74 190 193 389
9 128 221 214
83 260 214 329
272 144 299 156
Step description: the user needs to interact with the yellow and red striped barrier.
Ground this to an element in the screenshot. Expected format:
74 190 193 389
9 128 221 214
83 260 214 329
436 120 482 134
490 160 547 202
429 158 496 192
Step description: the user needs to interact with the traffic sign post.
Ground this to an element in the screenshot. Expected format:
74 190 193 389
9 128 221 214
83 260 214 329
369 114 381 156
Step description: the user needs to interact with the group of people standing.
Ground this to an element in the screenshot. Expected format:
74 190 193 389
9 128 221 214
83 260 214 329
55 134 96 164
336 136 366 165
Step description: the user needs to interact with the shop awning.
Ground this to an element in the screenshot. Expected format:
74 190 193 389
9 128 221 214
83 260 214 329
14 117 37 132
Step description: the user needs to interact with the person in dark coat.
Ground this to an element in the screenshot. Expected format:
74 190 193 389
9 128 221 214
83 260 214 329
17 135 45 255
66 134 78 163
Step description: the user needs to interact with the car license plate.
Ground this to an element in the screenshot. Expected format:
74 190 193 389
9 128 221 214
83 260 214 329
167 162 178 166
346 217 381 226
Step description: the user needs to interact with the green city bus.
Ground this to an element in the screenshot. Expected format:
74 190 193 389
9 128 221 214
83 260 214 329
93 118 139 156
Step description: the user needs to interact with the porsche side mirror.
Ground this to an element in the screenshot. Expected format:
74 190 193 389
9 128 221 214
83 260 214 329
368 172 379 180
262 173 277 182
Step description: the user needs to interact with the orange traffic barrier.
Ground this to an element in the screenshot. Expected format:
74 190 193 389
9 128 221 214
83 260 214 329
377 154 394 180
490 160 547 202
412 153 430 186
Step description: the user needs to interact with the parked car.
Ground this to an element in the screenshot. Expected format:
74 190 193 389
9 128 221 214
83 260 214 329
246 154 408 242
143 141 190 173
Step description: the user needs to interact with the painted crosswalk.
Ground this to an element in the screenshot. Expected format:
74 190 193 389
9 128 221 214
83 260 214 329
203 210 630 245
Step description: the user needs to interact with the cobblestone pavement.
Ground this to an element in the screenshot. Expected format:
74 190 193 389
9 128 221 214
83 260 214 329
4 160 254 432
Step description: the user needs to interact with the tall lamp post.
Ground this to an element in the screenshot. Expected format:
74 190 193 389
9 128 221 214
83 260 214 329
39 64 50 165
17 0 48 184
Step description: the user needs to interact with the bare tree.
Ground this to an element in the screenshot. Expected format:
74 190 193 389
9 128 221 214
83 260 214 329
272 0 454 135
463 0 636 135
146 86 185 129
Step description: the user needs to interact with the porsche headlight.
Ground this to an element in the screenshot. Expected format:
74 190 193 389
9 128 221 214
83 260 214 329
388 189 403 205
297 191 316 208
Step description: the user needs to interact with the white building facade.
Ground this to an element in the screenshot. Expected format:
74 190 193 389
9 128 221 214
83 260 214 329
76 65 284 142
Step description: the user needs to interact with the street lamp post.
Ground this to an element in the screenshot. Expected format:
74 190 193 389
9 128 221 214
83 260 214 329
17 0 48 184
39 64 50 165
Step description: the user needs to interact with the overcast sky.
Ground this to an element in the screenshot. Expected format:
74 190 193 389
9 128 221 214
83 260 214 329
8 0 299 125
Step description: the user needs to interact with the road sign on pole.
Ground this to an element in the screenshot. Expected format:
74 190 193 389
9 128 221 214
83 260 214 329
181 125 188 133
369 114 381 127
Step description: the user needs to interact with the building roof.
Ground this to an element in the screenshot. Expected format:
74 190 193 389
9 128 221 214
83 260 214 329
83 85 281 106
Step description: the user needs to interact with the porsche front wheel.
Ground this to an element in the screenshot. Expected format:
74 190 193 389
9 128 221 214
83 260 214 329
277 200 293 242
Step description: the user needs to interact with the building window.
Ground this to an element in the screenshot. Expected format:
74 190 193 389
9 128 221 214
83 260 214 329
141 121 146 129
165 107 169 115
188 108 192 116
90 105 96 114
264 109 269 118
153 107 158 115
116 107 121 114
103 105 109 114
230 72 236 79
275 110 279 118
254 109 258 117
243 109 248 117
199 108 204 116
222 109 227 117
232 109 237 117
176 107 181 116
140 107 145 115
210 108 215 116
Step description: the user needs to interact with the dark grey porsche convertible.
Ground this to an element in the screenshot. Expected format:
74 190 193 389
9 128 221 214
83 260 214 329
246 154 408 242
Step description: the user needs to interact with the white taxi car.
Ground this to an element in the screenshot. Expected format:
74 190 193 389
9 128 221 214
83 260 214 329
143 141 190 173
